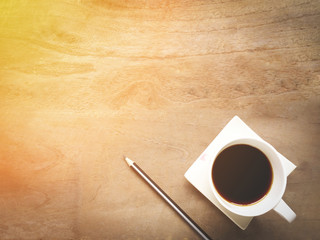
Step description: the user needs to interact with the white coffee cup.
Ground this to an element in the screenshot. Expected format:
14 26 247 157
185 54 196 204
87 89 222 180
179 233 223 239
209 137 296 222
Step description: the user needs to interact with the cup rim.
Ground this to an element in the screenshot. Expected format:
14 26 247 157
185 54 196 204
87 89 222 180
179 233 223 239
209 137 287 217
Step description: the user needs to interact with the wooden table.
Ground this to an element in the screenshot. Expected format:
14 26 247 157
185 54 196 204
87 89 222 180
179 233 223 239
0 0 319 239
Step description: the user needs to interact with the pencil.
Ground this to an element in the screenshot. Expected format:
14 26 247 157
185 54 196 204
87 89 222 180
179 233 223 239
125 156 212 240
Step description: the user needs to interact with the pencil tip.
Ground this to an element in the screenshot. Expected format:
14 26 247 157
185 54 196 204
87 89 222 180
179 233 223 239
124 156 134 167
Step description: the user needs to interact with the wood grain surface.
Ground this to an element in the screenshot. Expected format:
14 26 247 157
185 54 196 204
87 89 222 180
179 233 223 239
0 0 319 239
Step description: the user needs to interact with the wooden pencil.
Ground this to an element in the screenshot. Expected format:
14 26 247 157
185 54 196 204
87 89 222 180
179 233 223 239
125 156 212 240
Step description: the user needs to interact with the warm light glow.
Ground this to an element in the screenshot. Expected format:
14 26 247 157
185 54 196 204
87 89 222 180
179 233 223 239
0 0 318 239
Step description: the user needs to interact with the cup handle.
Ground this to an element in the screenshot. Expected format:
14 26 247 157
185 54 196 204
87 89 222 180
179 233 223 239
273 199 296 223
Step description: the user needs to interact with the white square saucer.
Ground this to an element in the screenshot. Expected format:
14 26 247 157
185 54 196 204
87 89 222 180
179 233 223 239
184 116 296 230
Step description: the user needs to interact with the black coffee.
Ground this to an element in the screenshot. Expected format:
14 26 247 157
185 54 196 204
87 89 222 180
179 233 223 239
212 144 273 205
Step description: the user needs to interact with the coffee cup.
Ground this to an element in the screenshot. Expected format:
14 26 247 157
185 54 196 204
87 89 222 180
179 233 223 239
209 137 296 222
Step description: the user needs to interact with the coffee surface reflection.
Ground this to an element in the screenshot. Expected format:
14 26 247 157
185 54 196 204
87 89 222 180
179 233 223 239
212 144 273 205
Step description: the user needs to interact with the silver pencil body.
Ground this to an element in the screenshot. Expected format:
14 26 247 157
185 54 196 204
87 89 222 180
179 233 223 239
126 157 212 240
